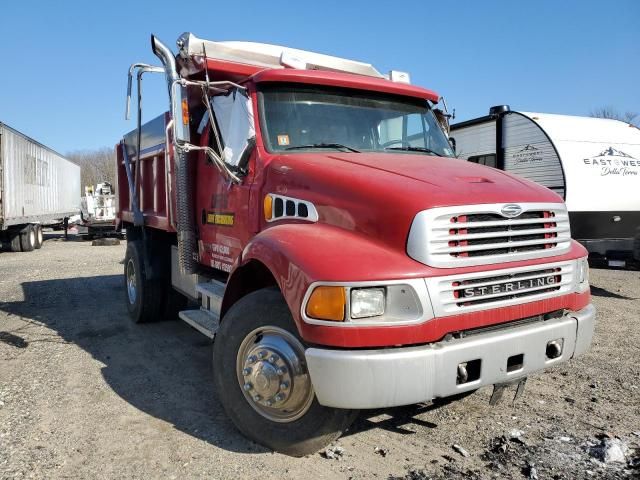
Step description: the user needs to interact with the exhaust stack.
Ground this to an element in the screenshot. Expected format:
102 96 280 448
151 34 197 275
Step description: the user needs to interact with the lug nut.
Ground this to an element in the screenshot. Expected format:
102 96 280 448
242 367 252 376
275 393 285 402
277 367 286 375
266 400 273 407
248 355 258 364
258 351 267 359
280 381 289 389
268 355 277 363
253 394 261 402
243 383 252 391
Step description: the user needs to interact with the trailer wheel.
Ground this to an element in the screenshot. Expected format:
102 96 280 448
20 225 36 252
213 287 358 457
124 241 164 323
9 230 22 252
34 225 44 249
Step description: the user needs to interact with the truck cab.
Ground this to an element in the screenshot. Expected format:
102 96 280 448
116 33 595 456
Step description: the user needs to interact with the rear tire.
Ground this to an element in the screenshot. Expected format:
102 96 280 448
19 225 36 252
34 225 44 249
124 240 164 323
213 288 358 457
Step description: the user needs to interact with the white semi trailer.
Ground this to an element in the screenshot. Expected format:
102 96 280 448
450 107 640 267
0 122 80 251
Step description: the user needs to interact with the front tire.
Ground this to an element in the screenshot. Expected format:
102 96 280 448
213 288 358 457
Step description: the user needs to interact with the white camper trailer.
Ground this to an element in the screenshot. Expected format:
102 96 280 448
450 107 640 266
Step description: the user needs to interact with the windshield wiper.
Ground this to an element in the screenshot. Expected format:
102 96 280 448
285 143 360 153
385 146 442 157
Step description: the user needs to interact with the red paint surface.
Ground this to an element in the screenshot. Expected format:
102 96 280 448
116 65 592 349
252 69 440 102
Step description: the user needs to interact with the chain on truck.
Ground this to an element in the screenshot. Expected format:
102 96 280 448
116 33 596 456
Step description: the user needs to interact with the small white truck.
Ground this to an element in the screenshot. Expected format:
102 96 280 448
78 182 117 238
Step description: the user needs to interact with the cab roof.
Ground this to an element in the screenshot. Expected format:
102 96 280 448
250 68 440 103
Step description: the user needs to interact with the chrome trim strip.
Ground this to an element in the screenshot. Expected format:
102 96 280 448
425 259 576 316
266 194 319 223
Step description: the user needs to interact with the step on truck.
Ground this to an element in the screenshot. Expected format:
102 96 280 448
116 33 595 456
1 122 80 252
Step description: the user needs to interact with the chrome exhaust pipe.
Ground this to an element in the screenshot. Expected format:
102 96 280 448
151 34 197 274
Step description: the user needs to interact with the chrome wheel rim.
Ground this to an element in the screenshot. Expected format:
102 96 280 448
126 259 137 304
37 228 43 245
29 230 36 247
236 326 314 423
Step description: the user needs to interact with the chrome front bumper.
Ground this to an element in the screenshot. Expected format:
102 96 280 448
305 304 596 409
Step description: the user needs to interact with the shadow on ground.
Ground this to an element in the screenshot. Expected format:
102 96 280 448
0 274 440 454
589 285 635 300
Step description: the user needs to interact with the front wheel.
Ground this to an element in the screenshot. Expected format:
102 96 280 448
213 288 358 457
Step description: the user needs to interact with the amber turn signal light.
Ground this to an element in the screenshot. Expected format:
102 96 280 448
181 98 189 125
306 286 345 321
264 195 273 221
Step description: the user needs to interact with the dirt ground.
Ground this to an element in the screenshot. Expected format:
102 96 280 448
0 232 638 479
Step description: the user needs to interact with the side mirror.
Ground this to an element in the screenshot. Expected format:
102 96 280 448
237 136 256 174
449 137 457 154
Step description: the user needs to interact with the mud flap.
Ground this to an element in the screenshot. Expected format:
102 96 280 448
489 377 527 406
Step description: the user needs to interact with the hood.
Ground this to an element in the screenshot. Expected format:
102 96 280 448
270 152 562 207
263 151 563 254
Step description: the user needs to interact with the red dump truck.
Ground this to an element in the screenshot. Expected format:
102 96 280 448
116 33 595 456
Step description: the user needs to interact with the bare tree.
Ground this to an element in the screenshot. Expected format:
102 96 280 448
590 106 638 126
66 147 116 191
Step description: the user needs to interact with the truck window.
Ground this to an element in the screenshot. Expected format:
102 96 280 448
210 89 255 168
468 154 497 168
259 85 454 157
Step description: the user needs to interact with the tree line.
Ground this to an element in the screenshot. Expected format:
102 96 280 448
66 147 116 192
590 106 638 126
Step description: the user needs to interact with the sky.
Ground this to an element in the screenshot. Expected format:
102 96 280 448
1 0 638 154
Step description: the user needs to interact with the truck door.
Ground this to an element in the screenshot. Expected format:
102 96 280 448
195 89 256 273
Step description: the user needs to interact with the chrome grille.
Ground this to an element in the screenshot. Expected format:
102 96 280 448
425 260 576 316
407 203 572 268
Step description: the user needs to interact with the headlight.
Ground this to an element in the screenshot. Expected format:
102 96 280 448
350 288 386 319
302 281 430 326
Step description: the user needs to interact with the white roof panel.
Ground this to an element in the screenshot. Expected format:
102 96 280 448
177 32 384 79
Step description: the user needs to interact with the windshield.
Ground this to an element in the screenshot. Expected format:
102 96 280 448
259 85 455 157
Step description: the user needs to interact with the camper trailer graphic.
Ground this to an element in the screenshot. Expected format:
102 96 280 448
513 144 543 163
583 147 639 176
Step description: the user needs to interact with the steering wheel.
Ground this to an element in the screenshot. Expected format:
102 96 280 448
381 139 411 148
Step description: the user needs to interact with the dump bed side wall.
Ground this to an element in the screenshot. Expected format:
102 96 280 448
116 112 174 231
0 123 80 229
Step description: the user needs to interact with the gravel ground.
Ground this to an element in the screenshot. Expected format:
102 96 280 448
0 233 638 479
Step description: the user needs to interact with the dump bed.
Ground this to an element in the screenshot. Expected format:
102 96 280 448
116 112 175 231
0 122 80 229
